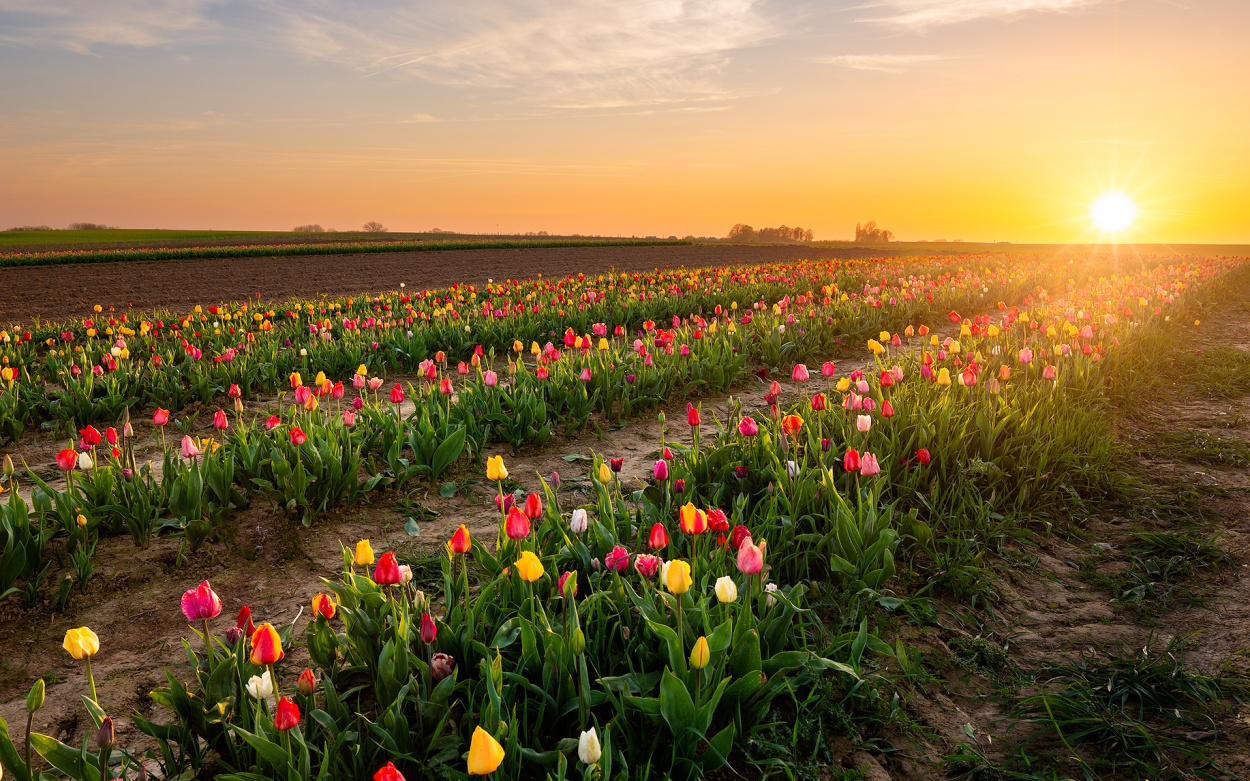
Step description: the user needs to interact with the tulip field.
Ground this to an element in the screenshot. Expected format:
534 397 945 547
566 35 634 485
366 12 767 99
2 250 1250 781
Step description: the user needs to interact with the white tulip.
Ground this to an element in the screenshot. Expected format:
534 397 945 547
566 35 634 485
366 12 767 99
570 508 588 534
578 727 601 765
77 452 93 471
714 576 738 604
246 671 273 700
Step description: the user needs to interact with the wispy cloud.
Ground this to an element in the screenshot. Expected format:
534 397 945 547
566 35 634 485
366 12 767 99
856 0 1104 30
0 0 221 53
818 53 948 72
401 113 441 124
264 0 774 108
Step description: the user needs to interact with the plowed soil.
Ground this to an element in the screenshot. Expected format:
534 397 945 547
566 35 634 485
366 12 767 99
0 244 890 323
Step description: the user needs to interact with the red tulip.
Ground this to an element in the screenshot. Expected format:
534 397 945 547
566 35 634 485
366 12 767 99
297 668 316 697
213 409 229 430
915 448 932 466
56 448 78 471
729 524 752 551
289 427 307 446
374 552 402 585
79 425 102 447
390 383 405 404
843 449 861 472
881 400 895 418
505 506 531 540
274 696 300 731
105 427 119 445
609 457 624 472
558 571 577 598
374 762 407 781
523 492 543 521
686 402 700 427
265 415 280 430
420 613 437 644
810 393 827 411
312 592 336 620
449 524 472 554
648 522 669 550
180 580 222 621
706 508 730 533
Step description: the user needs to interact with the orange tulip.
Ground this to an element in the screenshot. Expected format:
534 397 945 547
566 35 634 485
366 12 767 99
312 593 336 620
448 524 472 554
250 623 284 665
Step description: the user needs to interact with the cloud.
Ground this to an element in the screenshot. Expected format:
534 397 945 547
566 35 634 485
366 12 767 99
264 0 773 108
0 0 774 108
856 0 1104 30
0 0 221 52
818 53 948 72
402 113 441 124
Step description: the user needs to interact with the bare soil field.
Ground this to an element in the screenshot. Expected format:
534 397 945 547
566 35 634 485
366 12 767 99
0 244 890 323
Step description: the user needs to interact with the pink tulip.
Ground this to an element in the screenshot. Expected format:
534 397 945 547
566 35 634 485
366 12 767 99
633 553 661 577
737 538 764 575
484 370 498 387
1018 348 1033 365
580 367 592 382
181 580 222 621
604 545 630 572
738 416 759 437
653 460 669 481
213 410 229 430
1042 365 1058 380
352 374 366 389
859 452 881 476
856 415 872 433
791 364 810 382
367 377 384 391
180 435 200 459
821 361 836 377
342 409 356 426
265 415 280 430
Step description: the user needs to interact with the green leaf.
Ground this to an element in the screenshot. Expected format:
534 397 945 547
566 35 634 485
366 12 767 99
403 518 421 536
659 669 697 738
439 481 458 498
0 715 32 781
29 733 99 781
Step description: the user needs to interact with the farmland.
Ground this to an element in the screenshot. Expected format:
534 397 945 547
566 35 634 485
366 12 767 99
1 249 1249 781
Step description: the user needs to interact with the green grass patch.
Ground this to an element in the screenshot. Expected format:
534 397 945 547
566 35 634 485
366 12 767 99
1141 430 1250 468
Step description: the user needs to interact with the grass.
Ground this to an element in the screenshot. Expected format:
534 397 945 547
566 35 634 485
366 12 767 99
1014 635 1249 779
1077 530 1230 615
1142 430 1250 468
0 235 690 266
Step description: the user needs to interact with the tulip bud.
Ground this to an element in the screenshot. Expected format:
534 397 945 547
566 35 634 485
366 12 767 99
297 669 316 697
571 627 586 655
27 678 45 713
96 716 115 750
2 454 13 477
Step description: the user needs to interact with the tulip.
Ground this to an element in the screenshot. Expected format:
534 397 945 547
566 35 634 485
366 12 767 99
882 400 895 418
449 524 472 554
634 553 661 577
653 459 669 481
610 457 624 472
246 671 274 700
690 636 711 670
604 545 629 572
664 559 692 594
1043 364 1058 380
781 413 803 436
737 538 764 575
374 552 402 585
811 393 827 411
715 576 738 603
389 383 405 404
430 652 456 681
250 623 284 665
77 451 93 471
399 564 413 584
274 696 301 731
95 715 114 751
570 508 588 533
596 462 612 483
64 626 101 702
467 726 506 775
152 408 170 426
368 377 384 391
265 415 280 430
181 580 222 622
574 726 602 766
791 363 810 382
374 763 406 781
505 506 531 540
79 425 101 447
523 492 542 520
558 570 578 598
354 539 375 565
486 454 508 481
734 465 749 479
648 522 670 549
312 593 336 620
342 409 356 426
421 613 438 644
856 415 872 433
738 416 759 437
860 452 882 477
180 435 200 459
483 370 498 387
679 502 707 534
515 550 545 582
686 402 701 426
821 361 836 377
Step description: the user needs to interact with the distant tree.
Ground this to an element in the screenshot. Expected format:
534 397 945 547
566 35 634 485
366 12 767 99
68 222 118 230
726 223 756 242
756 225 814 243
293 224 325 233
362 221 388 233
5 225 51 231
855 221 893 243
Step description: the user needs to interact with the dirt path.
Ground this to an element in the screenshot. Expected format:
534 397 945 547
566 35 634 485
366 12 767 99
0 244 892 323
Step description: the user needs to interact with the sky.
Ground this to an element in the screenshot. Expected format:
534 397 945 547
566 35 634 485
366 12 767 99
0 0 1246 243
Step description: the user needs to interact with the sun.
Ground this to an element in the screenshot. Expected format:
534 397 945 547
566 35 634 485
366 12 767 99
1090 193 1136 233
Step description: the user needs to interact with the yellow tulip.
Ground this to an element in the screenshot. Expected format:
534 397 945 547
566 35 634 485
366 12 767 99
665 560 692 595
835 377 851 392
948 340 961 354
354 539 375 566
690 636 710 670
597 463 612 483
936 368 952 387
530 341 541 356
877 330 889 342
515 551 545 582
866 339 885 356
63 626 100 659
929 335 939 347
597 338 609 351
355 364 368 376
486 455 509 482
513 339 524 352
467 726 506 775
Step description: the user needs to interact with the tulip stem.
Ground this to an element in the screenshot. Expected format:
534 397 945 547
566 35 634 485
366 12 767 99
84 656 98 704
24 710 33 778
203 618 214 675
268 664 281 702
